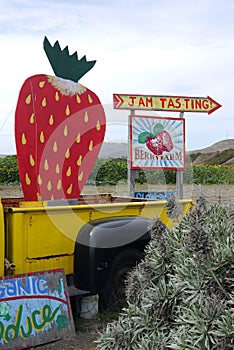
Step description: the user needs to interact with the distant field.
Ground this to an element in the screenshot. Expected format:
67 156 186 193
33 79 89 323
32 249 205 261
0 184 233 204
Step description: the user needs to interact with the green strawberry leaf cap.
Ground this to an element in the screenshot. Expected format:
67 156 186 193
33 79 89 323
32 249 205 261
138 132 154 144
153 123 164 135
43 36 96 82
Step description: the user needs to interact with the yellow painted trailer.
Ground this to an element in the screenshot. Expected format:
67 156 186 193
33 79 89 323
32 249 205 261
0 194 194 309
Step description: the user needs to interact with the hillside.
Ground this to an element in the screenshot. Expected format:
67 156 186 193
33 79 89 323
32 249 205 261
188 139 234 153
1 139 234 166
99 142 128 158
188 139 234 166
99 139 234 166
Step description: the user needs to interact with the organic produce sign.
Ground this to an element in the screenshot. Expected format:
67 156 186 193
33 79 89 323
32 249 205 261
130 115 185 170
15 37 106 201
0 269 74 349
113 93 221 114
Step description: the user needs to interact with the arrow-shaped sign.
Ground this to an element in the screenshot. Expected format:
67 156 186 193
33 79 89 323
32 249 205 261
113 94 222 114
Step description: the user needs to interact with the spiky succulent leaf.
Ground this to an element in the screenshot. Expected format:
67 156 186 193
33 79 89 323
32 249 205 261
97 200 234 350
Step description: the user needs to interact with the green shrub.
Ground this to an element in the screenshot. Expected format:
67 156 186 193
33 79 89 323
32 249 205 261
88 159 234 186
96 199 234 349
0 156 19 184
0 155 233 186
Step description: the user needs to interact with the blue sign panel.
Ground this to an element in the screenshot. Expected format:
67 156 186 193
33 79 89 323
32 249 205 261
135 190 175 200
0 269 75 349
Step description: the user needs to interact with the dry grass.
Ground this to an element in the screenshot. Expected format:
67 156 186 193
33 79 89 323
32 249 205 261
0 184 233 204
82 183 234 204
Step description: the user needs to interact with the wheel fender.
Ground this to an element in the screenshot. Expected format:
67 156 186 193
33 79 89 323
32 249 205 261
73 216 152 294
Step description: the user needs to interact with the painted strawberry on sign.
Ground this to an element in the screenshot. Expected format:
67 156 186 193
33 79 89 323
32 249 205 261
15 37 106 201
138 123 173 155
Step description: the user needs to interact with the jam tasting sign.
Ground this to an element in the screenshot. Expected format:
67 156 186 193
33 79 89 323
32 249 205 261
0 269 74 349
114 93 221 114
130 115 185 170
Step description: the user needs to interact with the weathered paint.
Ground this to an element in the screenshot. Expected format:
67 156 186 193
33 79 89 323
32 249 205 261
113 94 222 114
4 197 193 276
0 269 75 349
135 190 176 200
130 115 186 170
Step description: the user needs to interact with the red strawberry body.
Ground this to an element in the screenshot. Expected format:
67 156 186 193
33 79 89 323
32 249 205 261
146 130 173 156
15 74 105 201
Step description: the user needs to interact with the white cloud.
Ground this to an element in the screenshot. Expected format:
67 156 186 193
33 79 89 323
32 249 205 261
0 0 233 154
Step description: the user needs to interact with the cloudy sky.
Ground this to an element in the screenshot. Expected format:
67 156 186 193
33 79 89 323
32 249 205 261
0 0 233 154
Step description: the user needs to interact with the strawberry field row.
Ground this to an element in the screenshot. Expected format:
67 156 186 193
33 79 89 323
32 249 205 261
0 156 233 185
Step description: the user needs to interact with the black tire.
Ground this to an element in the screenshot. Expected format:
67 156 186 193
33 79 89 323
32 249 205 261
99 249 144 311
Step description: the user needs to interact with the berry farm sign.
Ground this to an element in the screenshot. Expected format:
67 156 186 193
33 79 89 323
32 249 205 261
113 93 221 114
130 115 185 170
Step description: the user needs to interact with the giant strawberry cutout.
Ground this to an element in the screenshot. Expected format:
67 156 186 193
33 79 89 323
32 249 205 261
138 123 173 155
15 37 106 201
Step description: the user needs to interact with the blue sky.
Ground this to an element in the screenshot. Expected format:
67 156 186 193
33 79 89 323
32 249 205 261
0 0 233 153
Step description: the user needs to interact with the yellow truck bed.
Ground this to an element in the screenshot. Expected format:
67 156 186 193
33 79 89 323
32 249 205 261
0 194 194 278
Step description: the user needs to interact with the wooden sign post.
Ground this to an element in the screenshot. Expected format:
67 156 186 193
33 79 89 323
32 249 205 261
128 110 138 197
176 112 185 199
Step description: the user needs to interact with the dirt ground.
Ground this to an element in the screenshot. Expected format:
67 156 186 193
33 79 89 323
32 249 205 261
33 317 109 350
0 184 233 349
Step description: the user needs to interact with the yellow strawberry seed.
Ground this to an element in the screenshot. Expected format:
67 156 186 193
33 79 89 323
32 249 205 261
89 140 93 151
65 149 70 158
66 105 70 116
30 113 35 124
56 164 60 174
22 133 27 145
47 181 52 191
25 94 31 104
96 120 101 131
53 141 58 152
30 154 35 166
67 184 73 195
76 133 81 143
49 115 54 125
44 159 49 170
39 81 45 88
40 131 45 143
37 174 42 185
64 125 68 136
26 173 31 185
78 171 83 181
88 95 93 104
55 91 59 101
84 112 89 122
66 166 71 177
77 155 82 166
42 97 47 107
76 95 81 103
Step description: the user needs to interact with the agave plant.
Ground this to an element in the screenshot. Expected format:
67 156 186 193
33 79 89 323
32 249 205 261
96 198 234 350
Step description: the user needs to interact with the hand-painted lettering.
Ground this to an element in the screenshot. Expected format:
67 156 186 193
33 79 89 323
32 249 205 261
0 304 60 343
134 149 182 161
159 97 167 108
146 97 153 107
138 97 145 107
0 277 48 299
128 96 136 107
